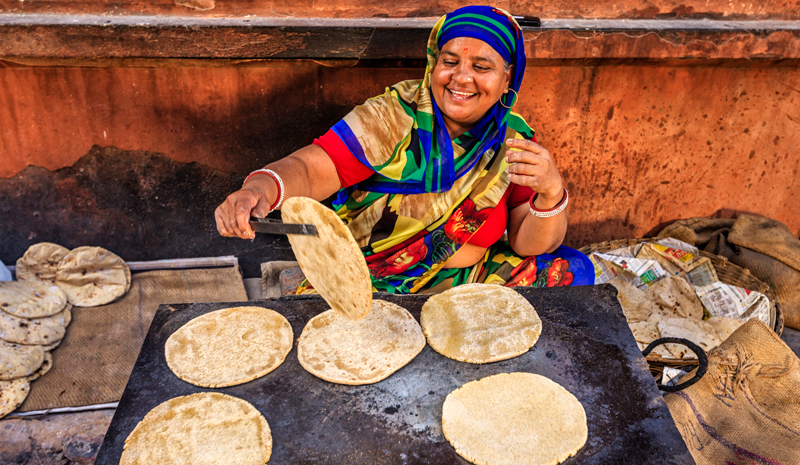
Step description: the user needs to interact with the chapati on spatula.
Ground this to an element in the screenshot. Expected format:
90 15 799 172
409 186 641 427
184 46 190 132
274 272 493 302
297 300 425 385
420 284 541 364
15 242 71 284
280 197 372 321
120 392 271 465
442 372 587 465
0 281 67 318
165 306 293 388
0 305 71 345
55 246 131 307
0 339 44 380
0 378 30 419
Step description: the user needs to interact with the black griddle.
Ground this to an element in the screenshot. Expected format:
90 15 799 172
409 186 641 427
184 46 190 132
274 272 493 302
95 285 694 464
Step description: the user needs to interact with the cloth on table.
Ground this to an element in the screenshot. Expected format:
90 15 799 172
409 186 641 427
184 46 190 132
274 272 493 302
18 267 247 411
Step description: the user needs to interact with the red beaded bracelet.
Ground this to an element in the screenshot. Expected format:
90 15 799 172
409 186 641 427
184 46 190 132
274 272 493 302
243 169 284 212
528 188 568 218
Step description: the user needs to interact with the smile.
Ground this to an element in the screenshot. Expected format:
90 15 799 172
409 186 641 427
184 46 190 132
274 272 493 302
448 89 476 101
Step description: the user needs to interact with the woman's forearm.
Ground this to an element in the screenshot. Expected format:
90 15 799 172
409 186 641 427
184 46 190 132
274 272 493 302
215 144 342 239
507 193 568 257
243 144 342 208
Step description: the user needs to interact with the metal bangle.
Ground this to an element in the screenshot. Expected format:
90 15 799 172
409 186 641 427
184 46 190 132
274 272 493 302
529 188 568 218
243 168 285 212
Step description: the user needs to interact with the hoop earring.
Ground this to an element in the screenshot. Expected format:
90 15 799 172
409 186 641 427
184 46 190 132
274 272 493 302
500 88 518 109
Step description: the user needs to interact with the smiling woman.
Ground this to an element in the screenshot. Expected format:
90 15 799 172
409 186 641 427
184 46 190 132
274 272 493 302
215 5 594 294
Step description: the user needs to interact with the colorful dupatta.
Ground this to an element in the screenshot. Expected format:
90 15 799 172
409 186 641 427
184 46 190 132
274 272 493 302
298 6 594 294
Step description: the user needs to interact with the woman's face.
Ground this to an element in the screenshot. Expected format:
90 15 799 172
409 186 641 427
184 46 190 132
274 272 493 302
431 37 512 139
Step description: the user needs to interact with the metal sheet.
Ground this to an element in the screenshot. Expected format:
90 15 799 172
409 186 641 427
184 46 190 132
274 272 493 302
94 285 693 464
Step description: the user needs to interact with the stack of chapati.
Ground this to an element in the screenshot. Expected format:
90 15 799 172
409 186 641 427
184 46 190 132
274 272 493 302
611 276 745 359
0 280 69 418
17 242 131 307
1 242 132 418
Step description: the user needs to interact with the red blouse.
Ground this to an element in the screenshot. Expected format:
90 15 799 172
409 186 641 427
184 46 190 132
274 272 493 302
313 129 533 248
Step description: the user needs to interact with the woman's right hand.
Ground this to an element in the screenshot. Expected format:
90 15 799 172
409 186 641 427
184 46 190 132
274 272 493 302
214 186 273 239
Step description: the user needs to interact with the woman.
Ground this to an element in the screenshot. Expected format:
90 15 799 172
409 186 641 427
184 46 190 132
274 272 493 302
216 6 593 293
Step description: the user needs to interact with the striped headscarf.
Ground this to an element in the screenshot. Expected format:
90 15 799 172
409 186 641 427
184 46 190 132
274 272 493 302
331 5 526 202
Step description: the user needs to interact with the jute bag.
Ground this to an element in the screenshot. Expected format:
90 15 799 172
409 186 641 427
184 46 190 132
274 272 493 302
658 215 800 330
664 319 800 465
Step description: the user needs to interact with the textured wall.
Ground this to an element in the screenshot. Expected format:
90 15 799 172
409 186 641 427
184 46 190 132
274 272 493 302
1 61 797 250
0 0 797 19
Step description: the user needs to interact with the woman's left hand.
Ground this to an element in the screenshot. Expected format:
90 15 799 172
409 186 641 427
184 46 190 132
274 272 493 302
505 138 564 207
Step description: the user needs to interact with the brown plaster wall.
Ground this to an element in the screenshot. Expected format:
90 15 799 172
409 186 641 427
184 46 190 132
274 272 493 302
1 61 797 248
0 0 798 20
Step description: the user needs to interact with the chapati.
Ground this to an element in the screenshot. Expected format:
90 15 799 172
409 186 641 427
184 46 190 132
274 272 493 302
706 316 746 342
297 300 425 385
55 246 131 307
608 278 655 322
442 372 587 465
0 305 71 345
120 392 271 465
15 242 71 284
0 281 67 318
280 197 372 321
420 284 541 364
628 319 672 358
643 276 704 320
0 378 30 419
657 317 721 358
42 340 61 351
0 339 44 380
165 306 293 388
26 351 53 382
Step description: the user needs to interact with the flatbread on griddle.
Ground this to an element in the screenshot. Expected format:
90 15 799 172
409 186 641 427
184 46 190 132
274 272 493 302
15 242 71 284
55 246 131 307
165 306 293 388
0 281 67 318
0 305 71 346
120 392 271 465
442 372 587 465
280 197 372 321
297 300 425 385
26 351 53 382
0 378 30 419
0 339 44 380
420 284 541 364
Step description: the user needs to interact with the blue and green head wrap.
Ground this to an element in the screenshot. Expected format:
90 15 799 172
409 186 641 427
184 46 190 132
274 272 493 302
331 5 528 200
435 5 527 109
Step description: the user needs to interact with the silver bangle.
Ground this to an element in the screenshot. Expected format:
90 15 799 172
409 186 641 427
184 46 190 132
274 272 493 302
243 168 284 212
529 188 568 218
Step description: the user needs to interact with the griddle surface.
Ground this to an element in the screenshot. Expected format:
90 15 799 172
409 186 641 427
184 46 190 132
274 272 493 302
95 285 693 464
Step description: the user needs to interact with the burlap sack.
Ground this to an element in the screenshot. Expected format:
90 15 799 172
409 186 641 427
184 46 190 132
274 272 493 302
664 319 800 465
658 215 800 330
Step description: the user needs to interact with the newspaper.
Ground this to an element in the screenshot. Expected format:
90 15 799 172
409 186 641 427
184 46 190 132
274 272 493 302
694 282 771 326
590 252 669 289
636 242 719 287
653 237 700 255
